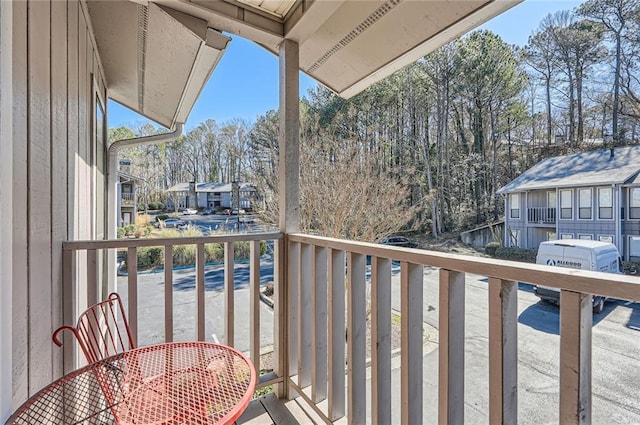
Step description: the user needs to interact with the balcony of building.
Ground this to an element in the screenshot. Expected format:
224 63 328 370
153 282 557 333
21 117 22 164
58 230 640 424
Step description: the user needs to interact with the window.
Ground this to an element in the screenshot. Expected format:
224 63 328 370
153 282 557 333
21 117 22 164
510 193 520 219
578 234 593 240
598 187 613 219
560 233 574 239
630 188 640 219
578 188 592 219
598 235 613 243
560 189 573 219
547 191 556 207
508 229 520 247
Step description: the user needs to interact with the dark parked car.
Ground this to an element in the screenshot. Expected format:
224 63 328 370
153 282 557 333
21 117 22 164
201 209 214 215
381 235 420 248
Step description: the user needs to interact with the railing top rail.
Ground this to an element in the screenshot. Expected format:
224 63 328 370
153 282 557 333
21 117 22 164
288 233 640 302
63 232 283 250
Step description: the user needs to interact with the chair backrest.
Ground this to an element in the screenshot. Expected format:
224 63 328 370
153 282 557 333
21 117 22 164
53 292 135 364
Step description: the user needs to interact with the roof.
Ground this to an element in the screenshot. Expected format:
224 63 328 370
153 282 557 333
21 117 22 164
117 170 143 182
167 183 192 192
87 2 230 128
166 182 256 192
88 0 521 128
497 146 640 194
159 0 521 99
539 239 617 250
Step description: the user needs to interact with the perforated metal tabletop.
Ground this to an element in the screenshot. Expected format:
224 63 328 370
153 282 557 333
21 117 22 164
7 342 256 425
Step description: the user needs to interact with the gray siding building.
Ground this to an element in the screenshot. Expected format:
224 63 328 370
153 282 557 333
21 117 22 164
498 146 640 261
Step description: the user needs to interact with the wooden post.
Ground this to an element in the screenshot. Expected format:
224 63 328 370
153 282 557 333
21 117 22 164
439 269 465 425
274 238 288 398
278 38 300 234
347 252 366 424
164 245 173 342
372 257 392 425
250 240 261 371
559 290 592 425
489 278 518 425
224 241 234 347
298 243 312 387
311 246 328 403
278 38 299 399
402 262 423 425
127 247 138 345
327 248 345 420
196 242 205 341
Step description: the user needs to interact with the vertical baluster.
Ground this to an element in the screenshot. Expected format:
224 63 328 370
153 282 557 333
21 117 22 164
127 246 138 346
196 242 205 341
559 290 592 425
312 245 328 403
328 248 345 420
489 278 518 425
402 262 423 425
288 241 300 382
86 249 97 307
372 257 392 424
224 241 234 347
164 245 173 343
438 269 464 425
62 249 76 373
299 243 312 387
347 252 366 424
274 238 288 398
250 240 261 371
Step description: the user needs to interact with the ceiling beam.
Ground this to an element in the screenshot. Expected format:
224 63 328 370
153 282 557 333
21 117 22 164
155 0 284 46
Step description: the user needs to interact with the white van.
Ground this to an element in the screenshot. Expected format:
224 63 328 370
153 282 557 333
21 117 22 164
534 239 622 313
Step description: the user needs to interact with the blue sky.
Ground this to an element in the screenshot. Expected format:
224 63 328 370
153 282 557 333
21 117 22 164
108 0 583 131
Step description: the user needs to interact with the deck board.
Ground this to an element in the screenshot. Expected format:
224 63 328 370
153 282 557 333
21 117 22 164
236 393 320 424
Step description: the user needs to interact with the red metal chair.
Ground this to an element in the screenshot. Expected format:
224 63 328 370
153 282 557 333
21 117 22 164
52 292 135 364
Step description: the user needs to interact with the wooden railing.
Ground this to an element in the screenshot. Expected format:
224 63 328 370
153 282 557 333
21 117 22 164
62 232 640 424
285 233 640 425
62 232 284 392
527 206 556 223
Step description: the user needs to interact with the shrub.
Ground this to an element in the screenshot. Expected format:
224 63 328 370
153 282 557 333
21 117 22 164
117 227 126 239
137 247 163 269
485 242 501 256
136 214 151 227
156 214 170 222
123 224 136 237
494 247 538 263
205 243 224 263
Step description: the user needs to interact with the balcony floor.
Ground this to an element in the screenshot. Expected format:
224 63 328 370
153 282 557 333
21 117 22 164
236 393 323 424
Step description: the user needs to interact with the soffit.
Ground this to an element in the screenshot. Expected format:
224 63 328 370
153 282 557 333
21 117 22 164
87 1 230 128
155 0 521 98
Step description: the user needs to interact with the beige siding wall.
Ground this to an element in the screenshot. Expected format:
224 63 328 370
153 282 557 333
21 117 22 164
1 1 14 421
10 0 106 408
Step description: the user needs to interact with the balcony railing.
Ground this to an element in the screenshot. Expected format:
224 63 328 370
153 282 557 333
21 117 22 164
62 232 640 424
527 206 556 223
121 192 135 204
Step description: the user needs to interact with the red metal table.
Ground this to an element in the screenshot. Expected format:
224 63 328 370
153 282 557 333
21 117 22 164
7 341 256 425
